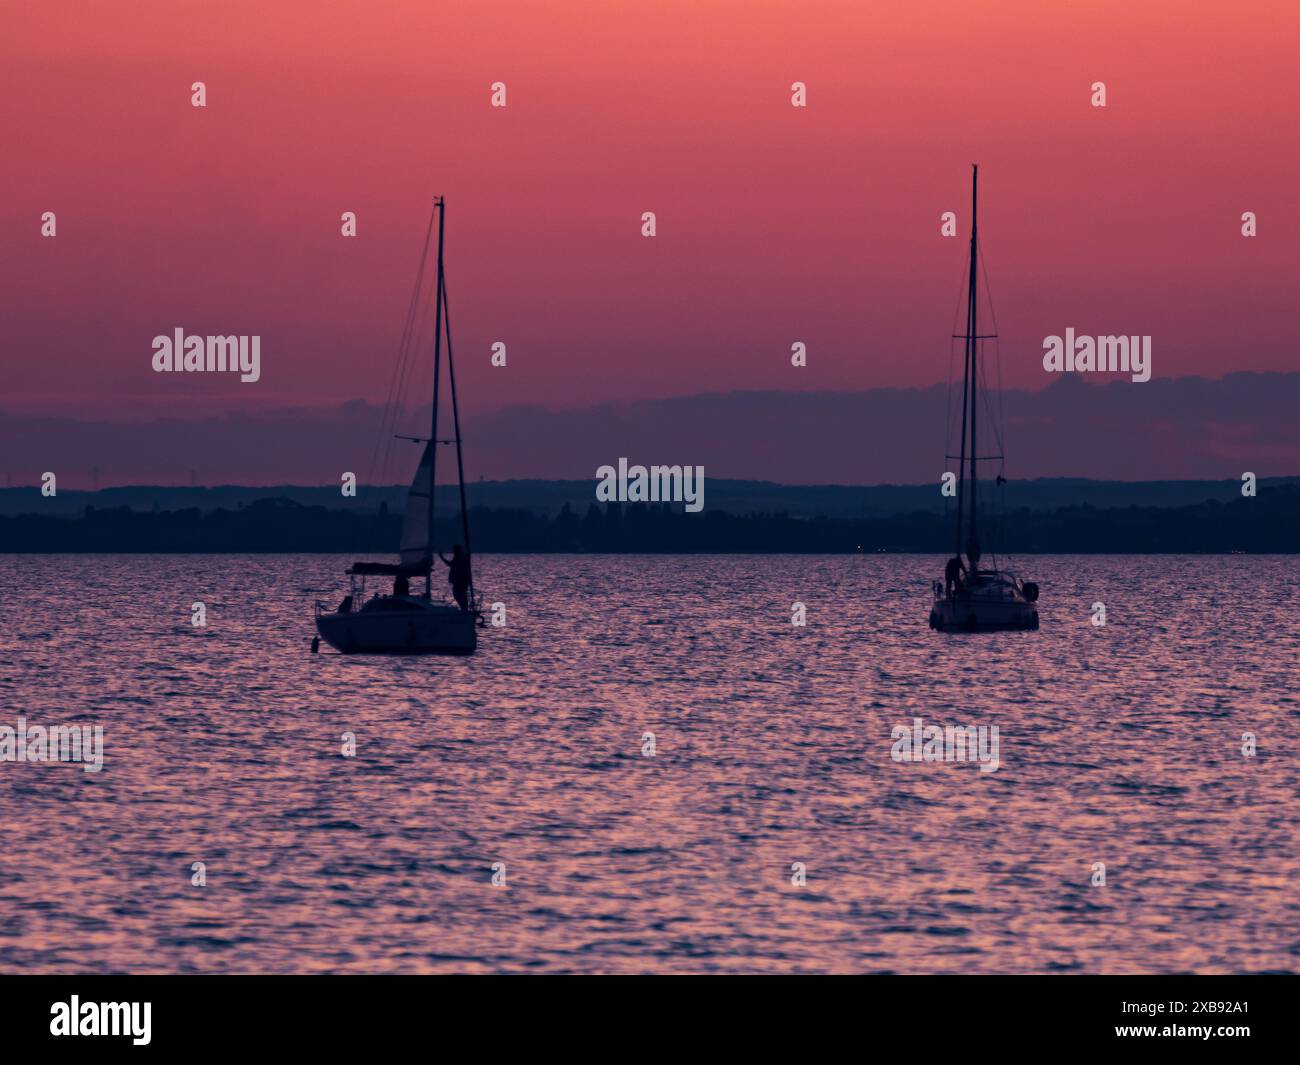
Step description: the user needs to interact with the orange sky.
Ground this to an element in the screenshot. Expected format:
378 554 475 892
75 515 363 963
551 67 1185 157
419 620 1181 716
2 0 1297 417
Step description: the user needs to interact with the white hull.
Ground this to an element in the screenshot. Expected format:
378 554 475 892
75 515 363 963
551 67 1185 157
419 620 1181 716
316 597 477 655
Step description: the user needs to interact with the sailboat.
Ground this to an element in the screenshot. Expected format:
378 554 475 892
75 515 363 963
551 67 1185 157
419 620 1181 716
928 167 1039 633
315 197 481 654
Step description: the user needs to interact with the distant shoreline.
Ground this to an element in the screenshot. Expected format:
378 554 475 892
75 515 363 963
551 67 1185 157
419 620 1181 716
2 488 1297 554
4 475 1298 518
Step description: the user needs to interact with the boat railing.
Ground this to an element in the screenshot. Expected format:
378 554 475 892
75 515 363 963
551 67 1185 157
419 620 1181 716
316 595 355 618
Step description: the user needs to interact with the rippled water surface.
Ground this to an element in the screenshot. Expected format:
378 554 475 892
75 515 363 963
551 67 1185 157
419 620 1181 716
1 554 1297 973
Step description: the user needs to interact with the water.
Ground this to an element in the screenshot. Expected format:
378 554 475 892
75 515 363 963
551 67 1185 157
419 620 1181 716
1 554 1296 974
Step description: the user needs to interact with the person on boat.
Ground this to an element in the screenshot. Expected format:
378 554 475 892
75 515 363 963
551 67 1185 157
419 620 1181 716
393 574 410 597
967 539 982 581
944 555 966 597
438 544 472 611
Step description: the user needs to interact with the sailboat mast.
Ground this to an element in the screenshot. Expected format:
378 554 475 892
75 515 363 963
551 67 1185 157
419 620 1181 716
442 272 475 606
954 283 970 559
966 165 979 564
427 196 446 588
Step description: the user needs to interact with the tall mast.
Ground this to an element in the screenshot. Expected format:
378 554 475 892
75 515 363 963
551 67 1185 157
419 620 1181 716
427 196 445 588
954 237 970 557
442 264 475 606
965 165 979 564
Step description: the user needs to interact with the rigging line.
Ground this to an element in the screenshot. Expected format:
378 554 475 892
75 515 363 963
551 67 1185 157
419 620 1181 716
945 336 957 524
352 202 435 559
365 204 437 500
384 276 437 487
439 272 475 605
975 340 1001 459
977 239 1006 465
945 252 970 496
374 222 431 486
974 228 1014 569
376 320 413 495
976 342 1001 466
374 350 411 514
972 336 1002 552
389 244 438 456
377 229 439 511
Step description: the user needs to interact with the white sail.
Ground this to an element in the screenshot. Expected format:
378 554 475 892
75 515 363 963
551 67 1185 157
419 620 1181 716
399 441 434 567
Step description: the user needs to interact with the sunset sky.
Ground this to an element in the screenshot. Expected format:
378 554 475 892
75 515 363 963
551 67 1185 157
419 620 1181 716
2 1 1298 482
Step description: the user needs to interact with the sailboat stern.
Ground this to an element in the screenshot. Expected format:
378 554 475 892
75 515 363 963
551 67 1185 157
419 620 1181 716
316 596 478 655
929 574 1039 633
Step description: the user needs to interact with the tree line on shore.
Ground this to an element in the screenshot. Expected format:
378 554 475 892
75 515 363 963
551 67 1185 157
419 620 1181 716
2 488 1297 553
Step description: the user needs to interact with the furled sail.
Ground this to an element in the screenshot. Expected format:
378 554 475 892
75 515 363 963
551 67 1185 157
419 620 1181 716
399 441 434 567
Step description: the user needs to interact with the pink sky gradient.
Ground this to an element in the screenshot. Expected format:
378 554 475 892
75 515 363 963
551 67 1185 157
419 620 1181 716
2 0 1298 425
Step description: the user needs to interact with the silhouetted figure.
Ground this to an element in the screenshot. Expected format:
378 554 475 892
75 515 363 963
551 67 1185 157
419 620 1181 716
439 544 472 612
944 555 965 597
393 574 410 597
967 539 982 579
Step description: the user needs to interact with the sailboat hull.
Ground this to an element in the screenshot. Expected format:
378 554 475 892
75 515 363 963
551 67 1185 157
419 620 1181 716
929 597 1038 632
316 598 478 655
929 573 1039 632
